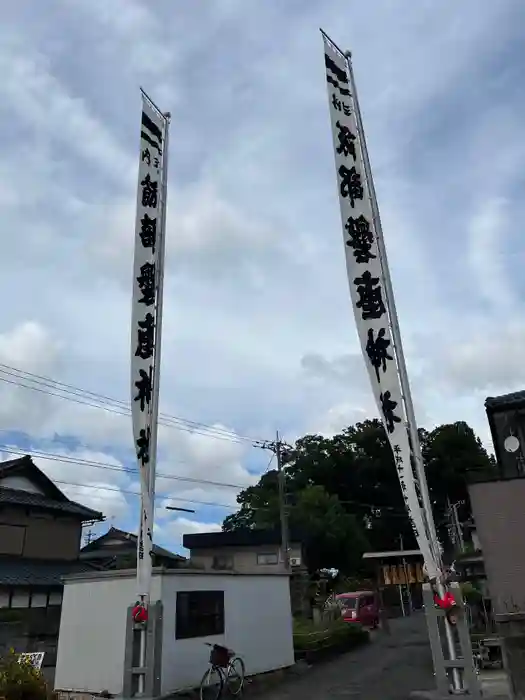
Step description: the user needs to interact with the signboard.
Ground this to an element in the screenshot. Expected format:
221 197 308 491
18 652 45 670
381 563 424 586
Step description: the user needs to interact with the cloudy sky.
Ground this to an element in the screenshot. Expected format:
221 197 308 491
1 0 524 553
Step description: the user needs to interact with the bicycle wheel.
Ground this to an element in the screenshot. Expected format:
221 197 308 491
200 666 224 700
226 657 245 696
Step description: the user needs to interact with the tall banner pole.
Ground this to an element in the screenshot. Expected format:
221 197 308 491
131 90 169 695
148 108 170 521
320 31 461 691
342 52 441 564
341 48 460 688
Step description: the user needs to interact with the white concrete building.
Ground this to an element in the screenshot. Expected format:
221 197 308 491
54 567 295 696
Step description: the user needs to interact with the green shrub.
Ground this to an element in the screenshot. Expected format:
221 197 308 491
293 616 369 652
461 582 483 604
0 649 49 700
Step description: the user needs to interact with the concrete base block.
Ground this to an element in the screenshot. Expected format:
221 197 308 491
410 690 510 699
410 692 469 699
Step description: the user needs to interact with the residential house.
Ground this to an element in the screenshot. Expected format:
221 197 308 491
0 455 104 678
182 529 305 573
467 390 525 613
80 526 186 570
468 392 525 700
485 390 525 478
183 529 308 615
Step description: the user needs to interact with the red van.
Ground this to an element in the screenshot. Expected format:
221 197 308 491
336 590 379 628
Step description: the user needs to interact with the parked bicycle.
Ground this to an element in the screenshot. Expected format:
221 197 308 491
199 643 245 700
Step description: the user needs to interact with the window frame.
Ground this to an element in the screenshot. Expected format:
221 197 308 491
212 554 234 570
0 523 25 556
256 552 279 566
175 590 225 640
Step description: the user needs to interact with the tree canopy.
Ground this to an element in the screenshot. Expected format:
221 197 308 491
223 419 494 574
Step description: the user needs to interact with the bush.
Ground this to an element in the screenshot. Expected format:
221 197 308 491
293 616 369 654
0 650 49 700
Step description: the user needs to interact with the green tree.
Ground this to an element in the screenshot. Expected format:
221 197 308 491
223 418 493 570
283 420 414 552
224 481 369 574
289 485 369 573
223 470 280 532
420 421 495 537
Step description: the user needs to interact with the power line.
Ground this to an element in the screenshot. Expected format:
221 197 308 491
59 476 411 519
0 362 266 446
54 478 234 510
0 444 247 490
0 430 250 483
13 447 410 518
263 452 275 473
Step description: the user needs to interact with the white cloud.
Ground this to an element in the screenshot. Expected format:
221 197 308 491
467 197 515 314
312 402 372 438
1 0 525 549
0 322 60 374
156 516 222 554
432 320 525 394
0 446 131 521
0 30 133 185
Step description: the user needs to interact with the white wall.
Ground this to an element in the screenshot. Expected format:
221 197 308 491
55 571 294 696
160 572 294 694
54 573 161 695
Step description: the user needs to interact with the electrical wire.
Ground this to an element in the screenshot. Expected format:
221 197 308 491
55 478 234 510
263 452 275 473
2 444 409 518
0 362 266 446
0 444 246 490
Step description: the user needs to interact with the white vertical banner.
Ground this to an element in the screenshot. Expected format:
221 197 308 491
322 33 439 579
131 95 168 600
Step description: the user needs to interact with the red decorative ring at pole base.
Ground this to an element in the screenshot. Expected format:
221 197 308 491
433 590 459 625
132 601 148 623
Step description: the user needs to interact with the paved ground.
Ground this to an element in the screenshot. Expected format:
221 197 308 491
257 614 435 700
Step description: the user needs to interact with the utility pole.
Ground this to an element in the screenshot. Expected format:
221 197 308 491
262 432 291 571
276 432 290 571
447 498 465 553
453 501 465 552
399 534 413 614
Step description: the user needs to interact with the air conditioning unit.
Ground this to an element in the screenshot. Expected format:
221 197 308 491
289 557 301 567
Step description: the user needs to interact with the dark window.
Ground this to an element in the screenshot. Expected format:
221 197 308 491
176 590 224 640
212 555 234 570
0 524 25 555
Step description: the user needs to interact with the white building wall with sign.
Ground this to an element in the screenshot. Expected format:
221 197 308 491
54 570 294 696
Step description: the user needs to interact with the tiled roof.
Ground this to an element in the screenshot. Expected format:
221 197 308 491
485 390 525 412
80 527 185 561
183 528 302 550
0 557 101 587
0 487 103 521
